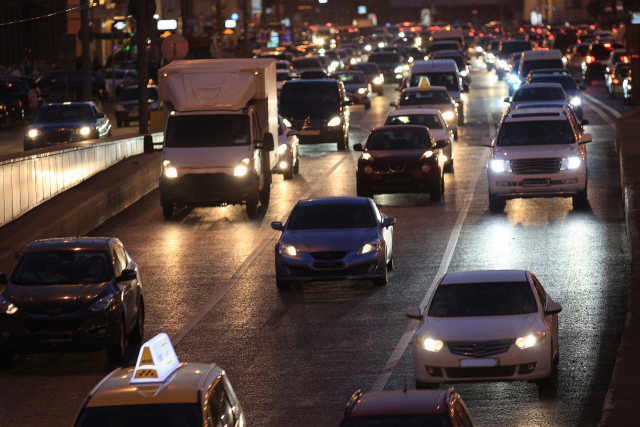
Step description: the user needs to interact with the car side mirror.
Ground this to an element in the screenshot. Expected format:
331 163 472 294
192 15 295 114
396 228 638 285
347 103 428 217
447 124 458 132
382 217 396 228
0 273 6 285
353 143 363 151
434 140 449 149
579 85 587 91
389 101 397 107
258 133 275 151
482 136 493 147
405 306 423 320
580 133 593 144
286 129 298 137
270 221 283 231
118 269 137 282
503 97 511 102
581 119 589 126
545 301 563 315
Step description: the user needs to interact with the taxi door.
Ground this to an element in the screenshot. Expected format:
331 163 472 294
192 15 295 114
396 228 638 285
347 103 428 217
205 378 241 427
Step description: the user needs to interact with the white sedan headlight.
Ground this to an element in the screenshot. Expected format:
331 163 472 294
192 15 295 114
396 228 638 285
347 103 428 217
357 241 378 255
280 243 298 257
560 157 581 170
570 97 581 106
277 144 288 155
79 126 91 136
27 129 40 138
442 111 455 121
394 66 404 74
418 337 444 352
327 117 341 127
490 159 513 173
516 330 547 349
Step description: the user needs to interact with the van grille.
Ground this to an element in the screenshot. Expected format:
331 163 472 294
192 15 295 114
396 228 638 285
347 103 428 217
511 158 562 174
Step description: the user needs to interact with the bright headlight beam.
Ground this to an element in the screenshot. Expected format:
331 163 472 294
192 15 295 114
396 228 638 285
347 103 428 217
570 97 581 106
234 165 247 176
422 338 444 352
277 144 288 155
282 118 292 127
80 127 91 136
516 335 536 349
442 111 455 121
490 159 512 173
327 117 341 126
165 167 178 178
358 88 366 94
27 129 39 138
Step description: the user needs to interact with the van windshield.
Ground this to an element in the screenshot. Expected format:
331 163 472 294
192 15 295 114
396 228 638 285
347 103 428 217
165 115 250 148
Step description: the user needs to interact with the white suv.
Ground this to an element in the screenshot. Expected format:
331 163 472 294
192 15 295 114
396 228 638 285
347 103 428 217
482 106 593 212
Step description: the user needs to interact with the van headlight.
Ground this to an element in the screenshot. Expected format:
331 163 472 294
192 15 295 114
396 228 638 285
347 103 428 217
327 117 341 126
490 159 513 173
27 129 40 138
560 157 581 170
234 158 251 176
394 66 403 74
570 97 581 106
373 76 383 84
442 111 455 121
357 241 378 255
165 167 178 178
277 144 288 155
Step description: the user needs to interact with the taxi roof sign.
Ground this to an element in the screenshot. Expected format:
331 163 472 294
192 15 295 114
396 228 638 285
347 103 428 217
418 76 431 89
131 333 180 384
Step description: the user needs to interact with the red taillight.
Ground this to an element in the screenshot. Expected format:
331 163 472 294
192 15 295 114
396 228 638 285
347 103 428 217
495 28 499 32
622 56 629 63
469 32 473 36
531 28 535 32
520 27 524 32
479 32 484 37
613 78 620 84
403 22 411 27
590 25 595 29
586 55 594 64
537 28 542 33
604 43 611 48
399 27 404 32
549 34 554 40
415 26 421 31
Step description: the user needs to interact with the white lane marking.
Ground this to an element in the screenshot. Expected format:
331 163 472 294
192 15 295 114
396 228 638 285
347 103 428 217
368 111 493 392
586 102 617 131
583 93 622 119
172 152 353 346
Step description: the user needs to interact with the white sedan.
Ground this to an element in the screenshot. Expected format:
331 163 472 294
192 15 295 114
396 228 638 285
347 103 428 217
383 108 457 172
276 115 299 180
406 270 562 389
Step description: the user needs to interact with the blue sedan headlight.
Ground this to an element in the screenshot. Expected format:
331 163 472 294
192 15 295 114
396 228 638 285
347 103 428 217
357 241 379 255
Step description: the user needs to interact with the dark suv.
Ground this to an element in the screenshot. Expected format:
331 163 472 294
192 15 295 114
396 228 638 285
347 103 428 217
279 79 352 150
338 389 476 427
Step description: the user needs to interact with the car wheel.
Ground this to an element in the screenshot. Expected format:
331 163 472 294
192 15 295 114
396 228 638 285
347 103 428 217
0 347 15 368
364 101 371 110
453 130 458 140
276 279 289 290
377 89 384 96
259 173 271 205
536 345 558 389
127 303 144 344
293 153 299 174
337 132 348 151
356 185 374 198
440 173 445 194
283 163 294 180
373 263 388 286
444 158 453 173
106 322 126 365
162 202 174 219
430 175 442 202
416 381 438 389
489 193 506 212
572 189 588 209
245 195 259 216
458 109 464 124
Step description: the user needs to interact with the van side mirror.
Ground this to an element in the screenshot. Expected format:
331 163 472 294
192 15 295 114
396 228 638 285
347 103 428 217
405 306 423 320
270 221 283 231
258 133 275 151
353 143 363 151
580 133 593 144
545 301 563 315
482 137 493 147
389 101 397 107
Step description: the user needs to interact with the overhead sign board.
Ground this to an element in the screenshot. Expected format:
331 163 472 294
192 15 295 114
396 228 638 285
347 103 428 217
157 19 178 31
225 20 237 28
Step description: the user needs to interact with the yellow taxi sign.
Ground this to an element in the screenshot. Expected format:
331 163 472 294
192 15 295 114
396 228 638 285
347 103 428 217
418 76 431 89
131 333 180 384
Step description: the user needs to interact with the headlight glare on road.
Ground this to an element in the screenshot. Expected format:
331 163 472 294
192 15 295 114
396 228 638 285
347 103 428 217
358 88 367 94
570 97 581 106
516 335 537 349
280 243 298 257
165 167 178 178
282 118 292 127
27 129 40 138
89 294 115 312
357 241 378 255
79 126 91 136
490 159 513 173
394 66 404 74
277 144 288 155
421 338 444 352
327 117 341 127
561 157 581 170
442 111 455 121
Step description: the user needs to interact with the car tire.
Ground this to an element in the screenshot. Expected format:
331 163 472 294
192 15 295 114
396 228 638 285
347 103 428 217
377 89 384 96
536 346 558 389
162 202 174 219
453 130 458 140
106 322 126 365
416 381 438 390
387 256 394 271
127 303 144 344
276 279 289 290
444 159 453 173
364 101 371 110
356 186 374 198
259 173 271 205
458 109 464 124
293 153 299 174
337 132 348 151
246 195 259 216
489 193 506 212
430 175 443 202
572 189 588 209
373 264 388 286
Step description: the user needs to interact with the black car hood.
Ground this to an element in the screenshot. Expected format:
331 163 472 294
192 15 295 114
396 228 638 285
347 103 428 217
5 281 113 311
34 121 95 131
279 103 341 120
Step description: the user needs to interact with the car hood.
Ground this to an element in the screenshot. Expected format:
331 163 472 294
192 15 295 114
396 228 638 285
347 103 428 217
365 150 431 162
283 228 379 253
163 145 253 169
279 104 341 120
493 143 579 159
4 282 112 311
423 313 538 341
398 103 453 111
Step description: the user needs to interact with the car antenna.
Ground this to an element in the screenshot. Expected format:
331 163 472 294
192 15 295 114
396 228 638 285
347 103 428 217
403 374 408 393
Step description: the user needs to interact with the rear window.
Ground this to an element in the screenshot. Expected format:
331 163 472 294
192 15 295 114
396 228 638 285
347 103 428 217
497 120 575 146
428 282 538 317
349 64 378 75
276 62 289 70
513 86 565 102
366 129 433 150
529 76 577 92
590 43 621 60
521 59 564 78
431 55 465 70
500 41 532 54
335 73 365 83
288 204 377 230
400 90 450 105
431 42 460 52
368 53 401 63
280 82 340 104
576 44 590 55
384 114 443 129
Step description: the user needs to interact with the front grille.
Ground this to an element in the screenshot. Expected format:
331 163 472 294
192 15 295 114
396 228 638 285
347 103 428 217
45 131 73 143
447 339 513 357
310 251 347 260
444 365 517 378
380 173 412 182
22 317 85 332
522 178 551 187
511 158 562 175
285 262 375 277
291 118 328 128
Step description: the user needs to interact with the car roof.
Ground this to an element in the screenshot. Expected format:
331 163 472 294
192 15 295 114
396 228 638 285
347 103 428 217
386 108 442 116
284 79 337 85
348 390 449 417
530 68 568 74
296 197 370 207
441 270 528 285
521 49 562 59
43 102 96 108
516 82 564 89
86 364 219 408
411 59 458 72
26 237 112 252
402 86 448 93
431 50 464 57
334 70 365 75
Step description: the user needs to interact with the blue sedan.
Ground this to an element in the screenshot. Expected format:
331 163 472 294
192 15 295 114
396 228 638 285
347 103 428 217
24 102 112 151
271 197 395 289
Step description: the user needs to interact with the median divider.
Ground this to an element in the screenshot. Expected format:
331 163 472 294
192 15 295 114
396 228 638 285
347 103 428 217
599 107 640 427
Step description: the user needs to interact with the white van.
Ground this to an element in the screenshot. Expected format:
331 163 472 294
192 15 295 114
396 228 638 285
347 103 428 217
409 60 465 123
519 50 564 80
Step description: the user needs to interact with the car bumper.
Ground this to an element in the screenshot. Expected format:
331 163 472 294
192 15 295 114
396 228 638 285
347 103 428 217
275 249 386 282
294 127 345 144
159 173 259 206
413 338 552 383
346 92 370 104
357 165 440 195
488 169 587 198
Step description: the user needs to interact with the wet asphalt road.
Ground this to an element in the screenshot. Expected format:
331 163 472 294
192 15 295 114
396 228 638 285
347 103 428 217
0 64 633 427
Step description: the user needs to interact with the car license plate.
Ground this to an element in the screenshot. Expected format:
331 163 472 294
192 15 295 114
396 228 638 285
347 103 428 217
459 358 498 368
300 130 320 136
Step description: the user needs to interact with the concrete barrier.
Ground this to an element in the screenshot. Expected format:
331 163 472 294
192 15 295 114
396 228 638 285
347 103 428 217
0 132 163 228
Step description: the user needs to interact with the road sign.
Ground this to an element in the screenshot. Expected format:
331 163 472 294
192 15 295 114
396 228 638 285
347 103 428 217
161 34 189 61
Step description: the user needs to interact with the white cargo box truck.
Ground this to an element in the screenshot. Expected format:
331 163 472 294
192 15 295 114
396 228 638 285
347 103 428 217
158 58 278 217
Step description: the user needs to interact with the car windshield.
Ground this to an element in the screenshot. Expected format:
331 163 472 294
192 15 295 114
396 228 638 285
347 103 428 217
341 415 452 427
497 120 575 146
36 106 94 123
367 129 432 150
529 76 577 92
410 72 459 92
166 115 250 148
277 73 289 82
75 404 201 427
428 282 538 317
280 82 340 104
513 86 565 101
400 90 450 105
292 58 322 69
500 41 532 54
13 251 112 285
335 73 365 83
521 59 564 77
385 114 443 129
529 69 568 77
120 87 159 101
368 53 400 63
288 204 377 230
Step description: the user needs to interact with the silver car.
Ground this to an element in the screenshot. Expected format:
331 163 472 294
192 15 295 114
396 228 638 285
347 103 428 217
271 197 395 289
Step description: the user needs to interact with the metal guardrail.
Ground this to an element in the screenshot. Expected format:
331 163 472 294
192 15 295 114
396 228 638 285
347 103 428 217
0 132 163 228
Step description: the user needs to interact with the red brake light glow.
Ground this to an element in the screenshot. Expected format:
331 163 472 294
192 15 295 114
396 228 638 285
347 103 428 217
586 55 594 64
495 28 499 32
403 22 411 27
622 56 629 63
604 43 611 48
613 78 620 84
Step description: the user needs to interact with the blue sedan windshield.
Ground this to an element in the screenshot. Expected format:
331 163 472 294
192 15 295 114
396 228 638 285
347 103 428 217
36 106 94 123
288 204 377 230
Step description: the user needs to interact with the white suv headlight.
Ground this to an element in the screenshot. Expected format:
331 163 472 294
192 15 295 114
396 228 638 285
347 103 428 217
27 129 40 138
394 66 404 74
358 88 367 94
570 97 581 106
79 126 91 136
560 157 581 170
490 159 513 173
327 117 341 127
442 111 455 121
